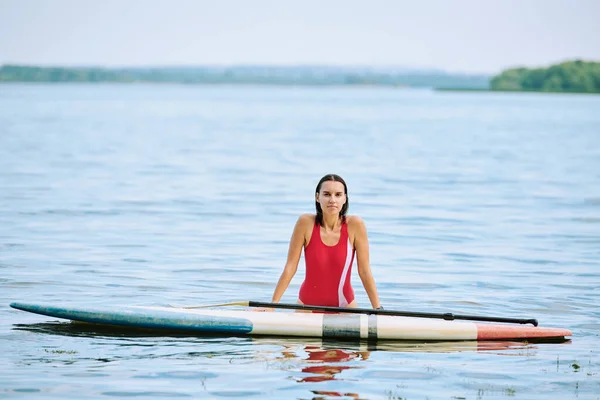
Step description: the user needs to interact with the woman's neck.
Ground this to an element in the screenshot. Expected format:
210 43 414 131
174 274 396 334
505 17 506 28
321 214 341 231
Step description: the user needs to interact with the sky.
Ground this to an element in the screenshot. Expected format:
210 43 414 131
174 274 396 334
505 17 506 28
0 0 598 74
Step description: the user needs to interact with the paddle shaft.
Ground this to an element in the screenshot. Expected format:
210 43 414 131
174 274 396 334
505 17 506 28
247 301 539 326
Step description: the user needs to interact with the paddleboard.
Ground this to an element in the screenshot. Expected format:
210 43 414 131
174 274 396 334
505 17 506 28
10 302 572 341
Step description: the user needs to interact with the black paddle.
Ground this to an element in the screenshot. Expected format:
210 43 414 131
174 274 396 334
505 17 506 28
247 301 539 326
178 300 538 326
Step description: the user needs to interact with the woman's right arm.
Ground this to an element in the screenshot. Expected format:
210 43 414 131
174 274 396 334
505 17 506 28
271 215 310 303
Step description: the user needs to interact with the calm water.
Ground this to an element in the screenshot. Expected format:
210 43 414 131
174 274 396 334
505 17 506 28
1 84 599 399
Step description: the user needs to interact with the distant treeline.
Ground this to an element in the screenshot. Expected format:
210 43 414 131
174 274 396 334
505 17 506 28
4 61 598 93
490 60 600 93
0 64 490 89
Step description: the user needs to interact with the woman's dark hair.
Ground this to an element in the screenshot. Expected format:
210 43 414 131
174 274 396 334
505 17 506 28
315 174 349 226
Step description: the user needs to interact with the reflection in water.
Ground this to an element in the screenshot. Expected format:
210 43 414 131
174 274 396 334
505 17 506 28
273 339 558 386
11 320 574 399
12 322 163 338
311 390 361 399
298 346 369 382
12 320 572 386
374 338 571 354
301 365 352 382
262 336 572 391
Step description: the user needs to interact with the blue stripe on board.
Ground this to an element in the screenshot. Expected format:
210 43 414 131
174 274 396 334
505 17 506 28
10 303 254 334
368 314 377 340
322 314 361 339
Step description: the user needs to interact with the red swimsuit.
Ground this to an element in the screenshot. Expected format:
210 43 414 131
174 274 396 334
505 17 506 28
299 220 355 307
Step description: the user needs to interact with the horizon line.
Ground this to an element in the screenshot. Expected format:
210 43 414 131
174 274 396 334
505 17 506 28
2 57 597 76
0 62 502 76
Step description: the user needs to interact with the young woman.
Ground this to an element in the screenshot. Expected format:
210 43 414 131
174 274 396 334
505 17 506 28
271 174 382 309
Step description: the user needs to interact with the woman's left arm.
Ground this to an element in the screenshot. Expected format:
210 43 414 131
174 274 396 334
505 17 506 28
351 216 382 309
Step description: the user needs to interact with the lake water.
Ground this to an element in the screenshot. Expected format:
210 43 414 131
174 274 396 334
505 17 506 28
1 84 599 399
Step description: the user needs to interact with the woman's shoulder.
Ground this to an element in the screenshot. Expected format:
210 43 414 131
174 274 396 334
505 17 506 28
346 215 366 233
297 213 316 225
346 215 365 226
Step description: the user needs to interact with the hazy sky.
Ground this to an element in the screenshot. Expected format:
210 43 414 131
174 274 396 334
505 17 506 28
1 0 598 73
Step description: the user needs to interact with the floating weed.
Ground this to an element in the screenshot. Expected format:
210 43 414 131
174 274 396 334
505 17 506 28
44 349 78 355
475 385 517 398
384 389 404 400
384 386 410 400
571 363 580 371
556 356 593 374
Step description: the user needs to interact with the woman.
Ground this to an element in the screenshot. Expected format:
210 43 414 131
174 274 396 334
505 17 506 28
271 174 382 309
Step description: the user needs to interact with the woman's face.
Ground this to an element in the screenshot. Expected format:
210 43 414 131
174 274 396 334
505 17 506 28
316 180 346 215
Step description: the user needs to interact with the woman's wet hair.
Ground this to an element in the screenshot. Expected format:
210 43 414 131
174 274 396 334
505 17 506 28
315 174 349 226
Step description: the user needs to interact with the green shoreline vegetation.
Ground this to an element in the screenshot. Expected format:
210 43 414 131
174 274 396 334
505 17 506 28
437 60 599 94
0 60 598 93
489 60 600 94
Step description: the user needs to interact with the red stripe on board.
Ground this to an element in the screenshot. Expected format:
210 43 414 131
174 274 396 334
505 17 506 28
476 324 572 340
